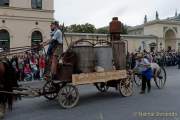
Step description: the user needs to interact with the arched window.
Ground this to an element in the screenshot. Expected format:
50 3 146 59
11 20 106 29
31 0 42 9
31 31 42 46
165 29 176 51
0 29 10 51
0 0 9 6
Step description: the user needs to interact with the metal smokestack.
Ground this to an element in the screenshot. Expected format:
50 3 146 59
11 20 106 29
109 17 122 41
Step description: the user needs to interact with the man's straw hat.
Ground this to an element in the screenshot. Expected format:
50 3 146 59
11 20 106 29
136 53 143 59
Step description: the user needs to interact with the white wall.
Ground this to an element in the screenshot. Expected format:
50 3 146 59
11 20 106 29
10 0 54 10
0 8 53 19
0 0 54 48
10 0 31 8
144 24 163 37
43 0 54 10
0 18 51 48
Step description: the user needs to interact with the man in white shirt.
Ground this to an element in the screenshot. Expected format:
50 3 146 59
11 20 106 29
47 21 63 80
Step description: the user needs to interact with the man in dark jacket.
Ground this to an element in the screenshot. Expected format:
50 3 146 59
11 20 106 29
177 52 180 69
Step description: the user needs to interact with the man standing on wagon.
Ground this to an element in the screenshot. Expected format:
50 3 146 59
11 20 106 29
47 21 63 80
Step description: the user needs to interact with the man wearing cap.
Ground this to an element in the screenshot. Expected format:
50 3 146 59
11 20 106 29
47 21 63 80
134 53 153 94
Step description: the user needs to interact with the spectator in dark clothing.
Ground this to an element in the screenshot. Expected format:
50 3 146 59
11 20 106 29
177 53 180 69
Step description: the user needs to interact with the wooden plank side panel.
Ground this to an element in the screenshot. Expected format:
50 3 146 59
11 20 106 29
72 70 127 85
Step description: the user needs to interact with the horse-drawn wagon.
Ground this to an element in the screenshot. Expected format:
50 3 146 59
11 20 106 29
0 37 133 110
40 38 133 109
0 17 133 120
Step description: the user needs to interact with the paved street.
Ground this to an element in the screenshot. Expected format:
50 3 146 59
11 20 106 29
4 67 180 120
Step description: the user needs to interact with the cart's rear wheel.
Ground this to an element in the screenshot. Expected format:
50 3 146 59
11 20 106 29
118 78 133 97
43 81 60 100
154 67 166 89
58 85 79 109
94 82 109 92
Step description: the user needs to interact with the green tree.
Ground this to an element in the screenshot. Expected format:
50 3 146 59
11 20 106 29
65 22 128 34
121 24 128 34
66 23 96 33
95 23 128 34
96 27 109 34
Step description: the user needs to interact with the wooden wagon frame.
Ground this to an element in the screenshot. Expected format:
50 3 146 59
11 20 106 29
0 39 133 109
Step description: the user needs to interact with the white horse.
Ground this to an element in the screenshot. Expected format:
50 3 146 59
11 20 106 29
151 62 161 79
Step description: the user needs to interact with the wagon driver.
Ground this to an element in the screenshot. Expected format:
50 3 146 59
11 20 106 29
47 21 63 80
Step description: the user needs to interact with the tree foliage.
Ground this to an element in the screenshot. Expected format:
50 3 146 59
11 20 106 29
96 27 109 34
96 24 128 34
66 23 96 33
121 24 128 34
64 23 128 34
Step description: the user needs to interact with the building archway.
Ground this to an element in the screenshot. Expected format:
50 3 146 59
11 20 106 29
165 29 176 51
0 29 10 51
31 31 43 46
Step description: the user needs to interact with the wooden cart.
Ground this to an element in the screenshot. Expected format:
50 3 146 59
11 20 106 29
42 69 133 109
42 38 133 108
0 39 133 109
0 69 132 110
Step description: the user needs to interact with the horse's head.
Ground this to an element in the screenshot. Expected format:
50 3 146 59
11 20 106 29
4 60 19 88
0 60 19 110
0 62 5 85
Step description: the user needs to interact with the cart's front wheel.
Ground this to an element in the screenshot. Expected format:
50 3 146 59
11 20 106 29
118 78 133 97
94 83 109 92
43 81 60 100
58 85 79 109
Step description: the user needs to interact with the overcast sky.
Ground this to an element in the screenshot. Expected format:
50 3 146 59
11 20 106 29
54 0 180 28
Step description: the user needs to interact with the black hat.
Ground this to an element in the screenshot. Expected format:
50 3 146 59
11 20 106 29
51 21 59 26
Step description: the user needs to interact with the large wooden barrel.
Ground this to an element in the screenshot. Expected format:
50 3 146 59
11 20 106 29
112 41 126 70
72 44 95 73
57 64 73 81
94 45 113 71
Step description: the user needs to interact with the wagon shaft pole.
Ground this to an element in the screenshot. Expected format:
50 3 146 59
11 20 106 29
0 89 41 97
0 91 28 96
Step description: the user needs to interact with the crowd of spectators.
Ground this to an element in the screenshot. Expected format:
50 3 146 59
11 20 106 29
9 51 46 81
4 48 180 82
127 50 180 69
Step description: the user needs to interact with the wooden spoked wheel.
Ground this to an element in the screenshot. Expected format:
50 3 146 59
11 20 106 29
118 78 133 97
94 82 109 92
58 85 79 109
154 67 166 89
43 81 60 100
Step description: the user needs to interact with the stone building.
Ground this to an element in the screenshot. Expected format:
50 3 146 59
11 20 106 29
0 0 54 50
128 11 180 52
